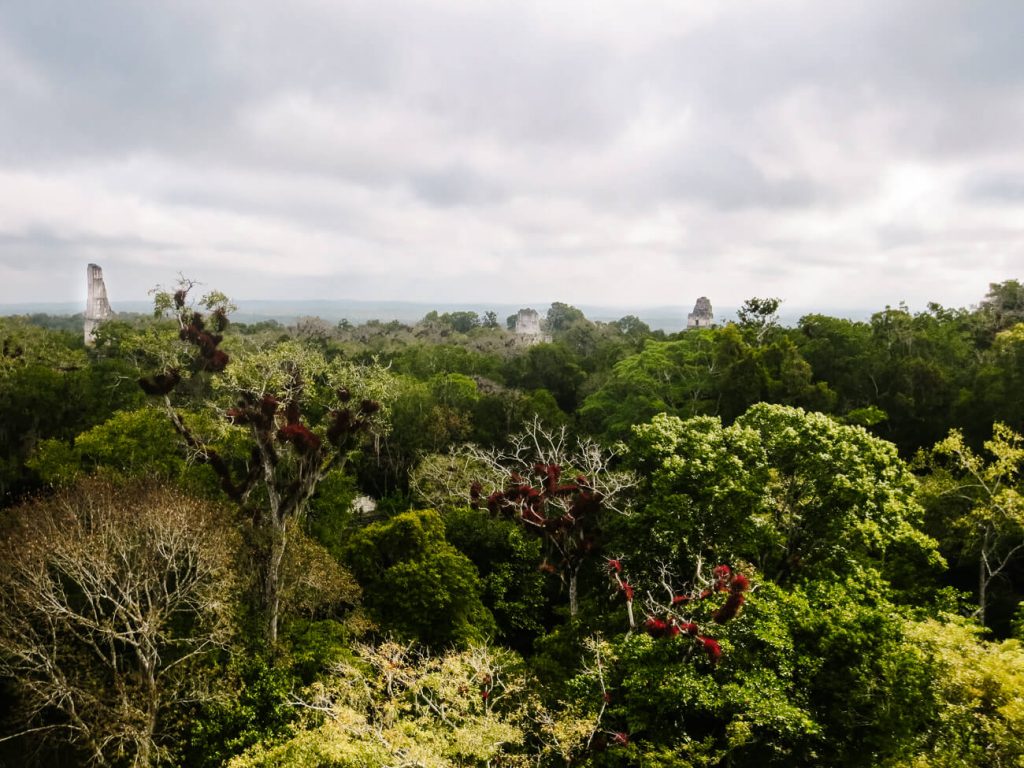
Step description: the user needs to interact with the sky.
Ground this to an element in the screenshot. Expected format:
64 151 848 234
0 0 1022 312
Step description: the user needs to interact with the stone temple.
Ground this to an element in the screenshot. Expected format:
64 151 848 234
514 308 542 335
84 264 114 345
686 296 714 330
512 308 551 345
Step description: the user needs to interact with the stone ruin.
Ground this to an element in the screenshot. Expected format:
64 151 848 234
512 308 551 345
514 308 542 335
686 296 714 330
84 263 114 345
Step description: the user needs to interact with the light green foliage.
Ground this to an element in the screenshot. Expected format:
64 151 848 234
281 529 362 621
0 317 86 372
29 406 223 491
918 423 1024 626
215 340 397 434
905 616 1024 767
409 451 506 512
229 642 532 768
342 509 495 646
623 404 940 591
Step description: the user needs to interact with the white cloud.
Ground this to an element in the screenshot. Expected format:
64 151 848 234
0 0 1021 312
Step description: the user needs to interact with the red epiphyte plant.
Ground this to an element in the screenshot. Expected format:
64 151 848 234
606 558 622 574
711 568 750 622
276 423 321 454
697 636 722 663
138 369 181 396
169 303 231 376
644 617 670 637
712 592 746 623
610 732 630 746
730 572 750 594
712 564 732 592
651 620 682 638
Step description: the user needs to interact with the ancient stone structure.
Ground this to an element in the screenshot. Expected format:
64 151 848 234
514 308 542 335
512 308 551 345
686 296 714 330
84 263 114 345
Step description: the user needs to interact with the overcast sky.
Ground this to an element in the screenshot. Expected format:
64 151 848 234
0 0 1021 312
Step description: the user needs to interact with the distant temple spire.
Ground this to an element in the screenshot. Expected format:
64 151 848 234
686 296 714 330
84 263 114 345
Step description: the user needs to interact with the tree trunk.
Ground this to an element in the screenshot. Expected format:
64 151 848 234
569 566 579 618
264 520 287 645
978 534 988 627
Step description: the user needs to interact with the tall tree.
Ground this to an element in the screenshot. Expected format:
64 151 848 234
138 281 391 644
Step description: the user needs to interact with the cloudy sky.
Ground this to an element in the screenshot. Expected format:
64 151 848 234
0 0 1021 312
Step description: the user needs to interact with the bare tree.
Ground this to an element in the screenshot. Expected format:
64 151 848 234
0 478 240 766
413 418 635 617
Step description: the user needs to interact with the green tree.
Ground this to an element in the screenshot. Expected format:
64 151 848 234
579 333 719 441
546 302 588 334
623 404 941 591
139 282 393 644
504 342 585 412
584 580 931 767
342 509 495 646
905 616 1024 767
917 423 1024 627
736 296 782 345
976 279 1024 343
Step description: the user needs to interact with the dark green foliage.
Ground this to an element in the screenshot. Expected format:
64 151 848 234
304 468 360 558
174 656 298 768
342 509 496 646
0 319 144 501
504 342 586 412
443 506 547 646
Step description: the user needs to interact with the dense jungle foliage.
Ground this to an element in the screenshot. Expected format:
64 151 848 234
1 279 1023 766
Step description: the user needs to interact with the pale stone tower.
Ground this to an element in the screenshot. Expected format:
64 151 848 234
512 308 551 345
84 263 114 345
686 296 714 330
514 308 542 335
